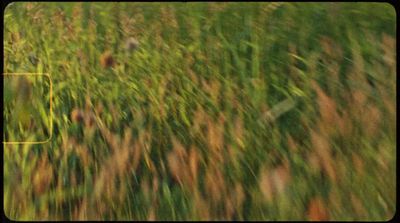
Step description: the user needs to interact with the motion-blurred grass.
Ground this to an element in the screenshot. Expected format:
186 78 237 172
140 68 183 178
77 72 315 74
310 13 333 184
4 75 51 143
3 2 396 221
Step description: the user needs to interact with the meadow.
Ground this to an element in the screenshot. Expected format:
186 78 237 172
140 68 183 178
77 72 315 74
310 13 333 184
3 2 396 221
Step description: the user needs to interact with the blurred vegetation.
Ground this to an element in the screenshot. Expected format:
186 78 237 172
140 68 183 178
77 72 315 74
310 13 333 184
3 2 396 221
4 75 51 142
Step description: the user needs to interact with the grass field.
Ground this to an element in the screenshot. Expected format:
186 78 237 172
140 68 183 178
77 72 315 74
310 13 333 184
3 2 396 221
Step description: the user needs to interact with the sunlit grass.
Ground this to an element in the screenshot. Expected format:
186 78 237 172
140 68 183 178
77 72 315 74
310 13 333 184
3 2 396 221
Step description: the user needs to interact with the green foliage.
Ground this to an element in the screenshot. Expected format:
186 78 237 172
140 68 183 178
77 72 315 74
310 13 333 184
3 2 396 221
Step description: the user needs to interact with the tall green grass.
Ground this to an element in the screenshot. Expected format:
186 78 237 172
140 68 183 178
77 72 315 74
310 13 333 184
3 2 396 221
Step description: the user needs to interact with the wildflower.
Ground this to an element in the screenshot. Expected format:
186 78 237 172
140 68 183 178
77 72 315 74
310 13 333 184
71 108 85 123
125 37 139 52
100 50 115 68
307 197 329 221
